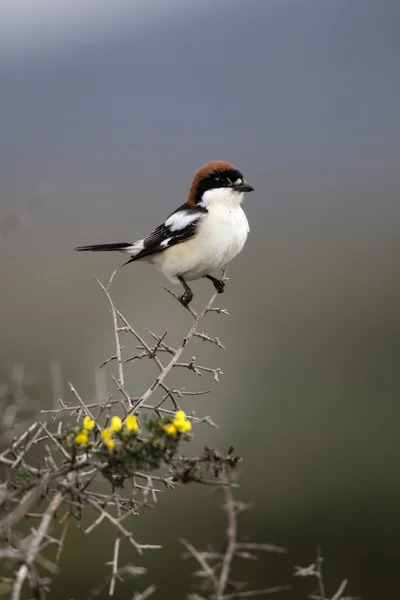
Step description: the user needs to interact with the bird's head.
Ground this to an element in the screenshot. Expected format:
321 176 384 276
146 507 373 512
187 161 254 208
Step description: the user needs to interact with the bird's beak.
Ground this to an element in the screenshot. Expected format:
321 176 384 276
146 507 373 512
233 181 255 193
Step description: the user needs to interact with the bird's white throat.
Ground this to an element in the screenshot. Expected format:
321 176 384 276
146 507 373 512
200 187 244 209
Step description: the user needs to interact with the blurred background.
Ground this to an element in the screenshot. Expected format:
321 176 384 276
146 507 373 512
1 0 400 598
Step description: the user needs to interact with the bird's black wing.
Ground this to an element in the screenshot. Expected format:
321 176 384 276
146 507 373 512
125 204 207 264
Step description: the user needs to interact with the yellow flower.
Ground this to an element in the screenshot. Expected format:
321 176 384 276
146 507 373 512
163 410 192 436
101 428 112 443
174 410 186 422
174 419 192 433
74 430 89 445
83 416 95 430
125 414 140 432
172 410 192 433
106 440 115 452
110 416 122 432
163 423 177 436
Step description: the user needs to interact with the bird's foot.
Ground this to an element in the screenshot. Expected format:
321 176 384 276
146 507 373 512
214 279 225 294
179 291 193 306
205 274 225 294
177 276 194 307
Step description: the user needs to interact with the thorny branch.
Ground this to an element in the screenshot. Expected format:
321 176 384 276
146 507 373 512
216 473 238 599
0 269 237 599
0 267 359 600
294 549 362 600
11 490 65 600
181 465 290 600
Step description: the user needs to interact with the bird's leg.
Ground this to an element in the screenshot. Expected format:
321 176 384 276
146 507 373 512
205 274 225 294
178 276 194 306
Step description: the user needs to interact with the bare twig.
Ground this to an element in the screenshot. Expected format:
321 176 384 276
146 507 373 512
221 586 291 599
131 270 227 414
294 549 359 600
182 464 288 600
11 490 65 600
108 498 122 596
96 274 125 388
132 585 157 600
181 538 220 589
216 472 237 599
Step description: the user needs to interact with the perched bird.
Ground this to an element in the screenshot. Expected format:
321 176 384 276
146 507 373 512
75 161 254 306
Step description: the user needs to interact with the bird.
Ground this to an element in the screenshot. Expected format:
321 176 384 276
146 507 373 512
75 161 254 306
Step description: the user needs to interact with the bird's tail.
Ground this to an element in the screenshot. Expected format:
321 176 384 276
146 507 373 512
74 242 133 252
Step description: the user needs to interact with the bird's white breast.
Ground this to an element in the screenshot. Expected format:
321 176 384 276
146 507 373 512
150 203 249 282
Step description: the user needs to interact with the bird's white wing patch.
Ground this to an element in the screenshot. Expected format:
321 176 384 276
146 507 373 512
124 239 144 256
124 205 207 262
165 210 202 232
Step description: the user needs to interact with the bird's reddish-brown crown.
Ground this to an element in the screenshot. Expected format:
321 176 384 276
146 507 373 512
187 161 237 206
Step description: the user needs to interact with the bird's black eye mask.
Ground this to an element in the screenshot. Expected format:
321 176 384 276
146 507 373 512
195 169 243 203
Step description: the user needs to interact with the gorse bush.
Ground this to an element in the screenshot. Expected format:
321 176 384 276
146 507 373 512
62 411 192 487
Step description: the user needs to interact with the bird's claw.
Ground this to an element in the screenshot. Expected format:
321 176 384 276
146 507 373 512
214 279 225 294
179 291 193 307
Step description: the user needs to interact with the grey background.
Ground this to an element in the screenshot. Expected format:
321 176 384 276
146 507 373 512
1 1 400 598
